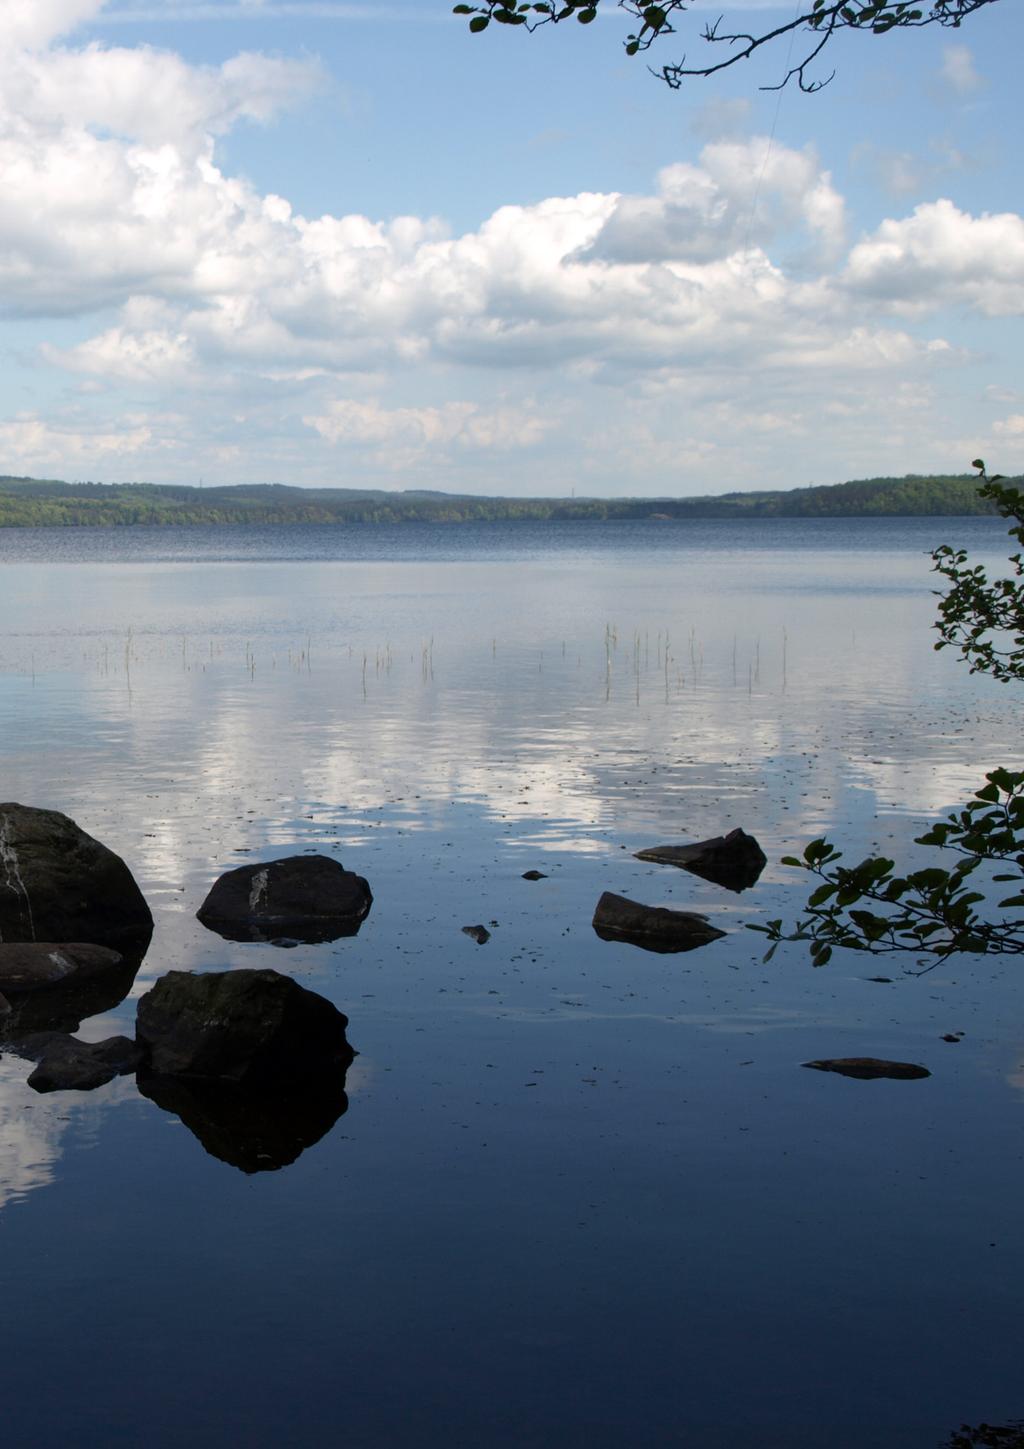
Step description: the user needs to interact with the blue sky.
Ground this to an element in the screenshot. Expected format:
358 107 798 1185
0 0 1020 495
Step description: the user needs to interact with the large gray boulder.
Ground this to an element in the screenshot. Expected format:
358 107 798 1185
592 891 726 954
635 828 767 893
197 855 372 944
136 968 355 1087
0 803 152 946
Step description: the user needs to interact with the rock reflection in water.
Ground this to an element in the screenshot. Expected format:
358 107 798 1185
200 917 367 946
136 1071 350 1173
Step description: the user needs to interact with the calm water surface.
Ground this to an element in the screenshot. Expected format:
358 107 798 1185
0 518 1021 1448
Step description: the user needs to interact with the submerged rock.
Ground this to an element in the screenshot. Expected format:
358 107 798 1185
0 802 153 946
197 855 372 944
0 942 123 993
136 968 355 1087
634 828 767 893
803 1057 931 1081
138 1072 349 1174
461 924 491 944
14 1032 143 1093
592 891 726 954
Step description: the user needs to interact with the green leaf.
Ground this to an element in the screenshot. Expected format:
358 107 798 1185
910 868 951 890
577 6 597 19
469 13 490 29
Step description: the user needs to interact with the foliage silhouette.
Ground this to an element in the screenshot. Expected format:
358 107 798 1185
453 0 1000 93
753 465 1024 965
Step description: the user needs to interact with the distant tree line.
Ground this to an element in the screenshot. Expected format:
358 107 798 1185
0 472 1009 528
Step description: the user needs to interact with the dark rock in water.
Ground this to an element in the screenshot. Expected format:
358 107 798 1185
462 924 491 944
0 944 147 1042
803 1057 931 1081
946 1420 1024 1449
592 891 727 954
521 870 547 881
0 802 153 946
197 855 372 944
634 828 767 893
136 968 355 1087
0 942 123 993
138 1072 349 1174
22 1032 143 1093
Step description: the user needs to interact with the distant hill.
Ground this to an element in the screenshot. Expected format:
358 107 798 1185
0 472 1010 528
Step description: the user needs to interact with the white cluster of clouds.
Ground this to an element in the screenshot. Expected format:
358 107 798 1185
0 0 1019 489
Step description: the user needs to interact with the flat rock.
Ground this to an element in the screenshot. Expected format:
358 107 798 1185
136 968 355 1087
522 870 547 881
23 1033 143 1093
0 942 123 994
197 855 372 944
803 1057 931 1081
0 802 153 946
461 924 491 944
592 891 727 954
0 951 145 1042
634 828 767 893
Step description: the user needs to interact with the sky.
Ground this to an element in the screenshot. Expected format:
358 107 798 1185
0 0 1020 497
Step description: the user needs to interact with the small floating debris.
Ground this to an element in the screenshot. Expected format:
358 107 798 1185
941 1032 965 1043
803 1057 931 1081
462 924 491 945
522 870 547 881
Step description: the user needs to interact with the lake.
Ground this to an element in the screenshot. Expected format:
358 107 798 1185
1 516 1021 1449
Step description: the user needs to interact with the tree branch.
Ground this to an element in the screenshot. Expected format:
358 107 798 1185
454 0 1002 93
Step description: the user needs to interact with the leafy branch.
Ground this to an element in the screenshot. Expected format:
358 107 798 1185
452 0 1001 92
751 769 1024 964
759 463 1024 967
933 462 1024 684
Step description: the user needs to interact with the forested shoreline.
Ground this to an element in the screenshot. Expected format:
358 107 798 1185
0 471 1008 527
